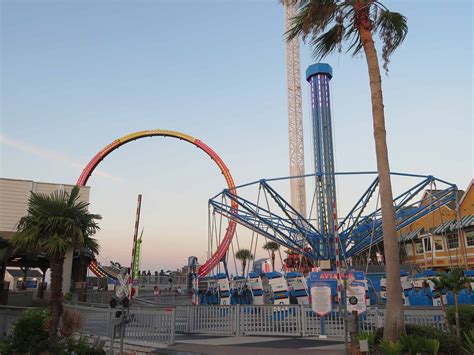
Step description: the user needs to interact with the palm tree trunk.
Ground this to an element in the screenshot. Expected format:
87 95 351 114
454 293 461 338
242 259 246 276
358 18 405 341
271 251 275 271
439 296 451 333
49 255 65 345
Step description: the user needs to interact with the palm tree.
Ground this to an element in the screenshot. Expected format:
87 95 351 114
263 241 280 271
443 268 472 338
10 186 101 345
287 0 408 341
429 276 452 332
235 249 254 276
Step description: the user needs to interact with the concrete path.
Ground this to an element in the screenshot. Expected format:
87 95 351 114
152 334 346 354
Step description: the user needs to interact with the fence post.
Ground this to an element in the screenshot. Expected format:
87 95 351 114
106 308 112 338
300 305 306 337
186 306 190 333
235 304 241 336
170 307 176 345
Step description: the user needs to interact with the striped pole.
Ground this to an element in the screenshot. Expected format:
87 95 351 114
130 194 142 283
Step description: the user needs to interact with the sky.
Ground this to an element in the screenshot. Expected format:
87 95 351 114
1 0 472 274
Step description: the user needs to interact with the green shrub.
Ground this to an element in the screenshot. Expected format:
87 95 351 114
424 338 440 355
356 331 376 352
463 329 474 355
374 324 461 355
54 336 105 355
447 304 474 333
379 340 402 355
3 308 49 354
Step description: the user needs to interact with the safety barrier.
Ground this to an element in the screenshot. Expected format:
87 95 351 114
65 303 175 344
0 306 34 340
175 304 446 338
1 303 445 343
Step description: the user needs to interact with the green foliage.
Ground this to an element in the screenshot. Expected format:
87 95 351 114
356 331 376 352
1 308 49 354
400 334 440 354
379 339 402 355
444 268 472 294
374 324 461 354
262 241 280 252
54 336 105 355
11 185 101 258
235 249 253 261
64 291 73 301
447 304 474 333
463 329 474 355
285 0 408 72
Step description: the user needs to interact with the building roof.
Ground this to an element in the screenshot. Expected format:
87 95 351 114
433 214 474 234
399 228 421 242
6 269 43 278
421 189 464 210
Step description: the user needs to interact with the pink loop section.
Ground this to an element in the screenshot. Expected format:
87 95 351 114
76 130 237 277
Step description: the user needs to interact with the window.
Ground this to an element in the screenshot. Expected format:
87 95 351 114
447 234 459 249
466 231 474 247
415 241 424 254
433 237 444 251
405 244 413 257
423 237 432 252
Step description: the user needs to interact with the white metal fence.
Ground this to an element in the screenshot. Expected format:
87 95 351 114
0 306 34 340
65 303 176 344
1 303 446 343
175 305 446 338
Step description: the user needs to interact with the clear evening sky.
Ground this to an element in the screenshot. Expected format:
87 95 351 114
1 1 472 273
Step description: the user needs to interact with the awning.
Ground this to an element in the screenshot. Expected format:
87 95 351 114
433 214 474 234
399 228 421 242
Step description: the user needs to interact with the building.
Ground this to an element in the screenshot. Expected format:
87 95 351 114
399 180 474 270
0 178 91 296
4 268 43 291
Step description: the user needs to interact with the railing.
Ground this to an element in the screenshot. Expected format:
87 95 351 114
0 305 36 340
65 303 176 344
175 305 446 338
1 303 446 343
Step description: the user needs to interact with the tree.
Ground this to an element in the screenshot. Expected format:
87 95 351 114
235 249 253 276
287 0 408 341
10 186 101 345
443 268 472 338
429 275 452 333
263 241 280 271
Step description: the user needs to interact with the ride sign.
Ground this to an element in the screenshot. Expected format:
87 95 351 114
346 282 367 314
310 285 332 316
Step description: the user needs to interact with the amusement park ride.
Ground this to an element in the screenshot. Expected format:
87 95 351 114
83 2 466 308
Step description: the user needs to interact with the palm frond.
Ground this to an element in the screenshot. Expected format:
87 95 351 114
374 10 408 72
310 23 346 59
286 0 339 42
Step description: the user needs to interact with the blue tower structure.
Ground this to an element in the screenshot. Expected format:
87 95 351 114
306 63 337 261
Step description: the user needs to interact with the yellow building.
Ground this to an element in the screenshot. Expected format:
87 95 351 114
399 180 474 271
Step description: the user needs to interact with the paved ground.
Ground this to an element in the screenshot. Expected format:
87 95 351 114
152 334 346 354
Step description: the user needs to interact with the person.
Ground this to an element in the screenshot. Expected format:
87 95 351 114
153 286 161 297
176 286 182 295
147 270 151 276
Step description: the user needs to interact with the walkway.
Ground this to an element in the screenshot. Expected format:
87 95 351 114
153 334 345 354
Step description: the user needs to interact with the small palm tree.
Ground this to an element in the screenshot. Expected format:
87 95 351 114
444 268 472 338
287 0 408 342
11 186 101 345
235 249 253 276
429 276 451 332
263 241 280 271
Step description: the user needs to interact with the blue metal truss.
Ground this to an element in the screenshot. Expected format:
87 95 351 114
209 172 458 262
